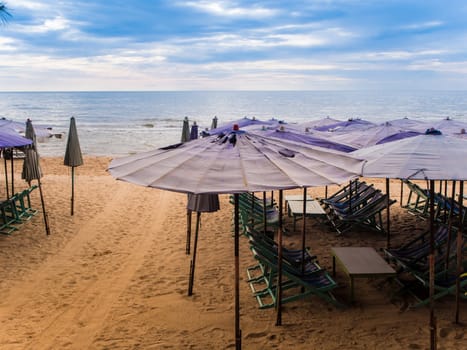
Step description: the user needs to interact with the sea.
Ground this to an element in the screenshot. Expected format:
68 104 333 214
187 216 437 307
1 90 467 157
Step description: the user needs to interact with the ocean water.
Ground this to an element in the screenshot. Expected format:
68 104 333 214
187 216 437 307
0 90 466 157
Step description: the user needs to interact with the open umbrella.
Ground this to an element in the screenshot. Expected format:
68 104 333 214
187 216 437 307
21 119 50 235
354 130 467 350
0 129 32 199
64 117 84 216
109 127 364 349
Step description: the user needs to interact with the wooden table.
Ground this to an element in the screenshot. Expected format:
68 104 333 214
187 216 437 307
287 199 326 231
331 247 396 303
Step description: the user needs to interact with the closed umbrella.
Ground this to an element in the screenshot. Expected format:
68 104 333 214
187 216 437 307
109 127 364 349
21 119 50 235
190 121 199 141
181 117 190 143
211 116 218 130
187 193 220 296
64 117 84 216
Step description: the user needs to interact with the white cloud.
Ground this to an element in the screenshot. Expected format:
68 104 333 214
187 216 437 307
13 15 70 34
399 21 444 31
178 0 278 18
0 37 19 51
408 59 467 74
10 0 49 10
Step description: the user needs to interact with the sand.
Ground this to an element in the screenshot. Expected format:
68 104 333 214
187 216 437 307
0 156 465 349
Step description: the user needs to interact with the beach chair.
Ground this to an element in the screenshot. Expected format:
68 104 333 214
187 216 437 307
320 180 370 208
393 232 467 307
248 246 342 309
10 190 36 222
330 192 396 235
0 199 20 235
383 225 450 271
401 180 431 217
405 268 467 308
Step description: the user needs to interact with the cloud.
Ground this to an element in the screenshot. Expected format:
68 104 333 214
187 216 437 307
399 21 444 31
0 37 19 51
178 0 278 18
12 15 70 34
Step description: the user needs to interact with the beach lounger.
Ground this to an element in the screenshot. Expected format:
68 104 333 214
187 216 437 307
383 225 450 270
0 199 20 235
330 192 396 235
248 246 342 309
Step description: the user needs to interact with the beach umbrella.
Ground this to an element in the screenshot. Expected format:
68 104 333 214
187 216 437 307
385 117 429 133
313 118 375 132
204 116 271 136
181 116 190 143
190 121 199 140
327 122 421 150
64 117 84 216
0 129 32 199
433 117 467 136
187 193 220 296
295 116 342 130
109 127 364 349
21 119 50 235
211 116 218 130
258 126 357 153
354 130 467 350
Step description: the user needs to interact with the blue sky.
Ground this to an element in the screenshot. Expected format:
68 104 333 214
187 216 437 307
1 0 467 91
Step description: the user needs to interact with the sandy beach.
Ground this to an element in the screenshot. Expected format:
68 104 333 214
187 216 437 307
0 156 465 349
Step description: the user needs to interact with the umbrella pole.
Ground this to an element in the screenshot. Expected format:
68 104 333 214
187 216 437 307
188 211 200 296
275 190 283 327
455 181 464 324
4 154 9 199
38 179 50 235
325 185 328 199
429 180 437 350
10 155 14 196
186 209 192 255
263 192 267 236
400 179 403 207
301 187 307 275
386 178 391 249
444 181 456 272
71 166 75 216
234 194 241 350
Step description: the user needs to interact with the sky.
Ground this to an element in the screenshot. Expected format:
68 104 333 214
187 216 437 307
1 0 467 91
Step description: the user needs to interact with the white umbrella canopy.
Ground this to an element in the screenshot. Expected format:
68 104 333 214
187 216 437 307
109 129 364 194
353 131 467 180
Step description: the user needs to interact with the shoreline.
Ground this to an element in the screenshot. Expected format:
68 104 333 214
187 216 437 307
0 156 465 349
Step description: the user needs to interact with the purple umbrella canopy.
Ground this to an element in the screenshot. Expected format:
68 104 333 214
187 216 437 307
313 118 375 132
0 129 32 148
327 122 421 149
432 117 467 136
202 117 272 136
109 129 364 194
295 116 343 131
257 127 357 153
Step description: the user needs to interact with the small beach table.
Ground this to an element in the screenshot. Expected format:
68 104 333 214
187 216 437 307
284 194 313 214
287 199 326 231
331 247 396 303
